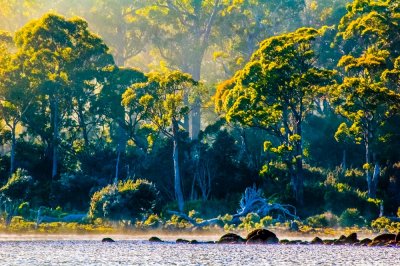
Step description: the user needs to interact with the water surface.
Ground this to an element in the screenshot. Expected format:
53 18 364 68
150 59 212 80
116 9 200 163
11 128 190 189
0 239 398 265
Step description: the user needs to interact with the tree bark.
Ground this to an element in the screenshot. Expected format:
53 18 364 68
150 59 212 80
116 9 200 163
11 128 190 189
365 141 373 198
51 97 58 179
172 120 184 212
294 121 304 205
10 121 16 175
188 57 202 140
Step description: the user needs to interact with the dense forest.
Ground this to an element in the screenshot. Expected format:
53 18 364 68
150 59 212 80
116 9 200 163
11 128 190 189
0 0 399 230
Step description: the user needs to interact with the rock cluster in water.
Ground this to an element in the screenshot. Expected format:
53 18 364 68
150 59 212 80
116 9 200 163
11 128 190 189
144 230 400 247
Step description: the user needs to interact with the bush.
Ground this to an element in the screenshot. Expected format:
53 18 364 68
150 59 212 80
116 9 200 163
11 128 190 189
339 208 365 227
89 179 159 223
371 216 400 233
0 169 32 201
305 212 339 228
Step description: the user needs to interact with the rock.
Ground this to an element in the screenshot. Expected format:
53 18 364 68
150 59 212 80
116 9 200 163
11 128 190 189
176 239 190 244
369 241 385 247
288 240 302 245
279 239 290 244
338 235 346 241
149 236 163 243
311 237 323 244
345 233 358 244
218 233 245 244
245 229 279 244
395 232 400 243
323 240 334 245
189 240 199 244
384 240 398 247
359 238 372 246
102 237 115 243
373 233 396 243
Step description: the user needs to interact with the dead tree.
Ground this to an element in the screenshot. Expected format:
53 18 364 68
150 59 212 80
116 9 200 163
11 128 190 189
168 185 298 227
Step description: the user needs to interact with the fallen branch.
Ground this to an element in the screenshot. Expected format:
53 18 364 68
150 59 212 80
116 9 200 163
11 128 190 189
168 185 299 227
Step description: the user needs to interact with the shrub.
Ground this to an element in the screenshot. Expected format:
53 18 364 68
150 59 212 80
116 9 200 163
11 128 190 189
89 179 158 223
305 212 339 228
306 214 328 228
258 215 273 227
371 216 400 233
339 208 365 227
0 169 32 201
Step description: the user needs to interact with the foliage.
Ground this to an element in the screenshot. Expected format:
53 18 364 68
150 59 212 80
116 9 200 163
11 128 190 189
339 208 365 227
371 216 400 233
89 179 158 223
0 169 32 201
306 212 339 228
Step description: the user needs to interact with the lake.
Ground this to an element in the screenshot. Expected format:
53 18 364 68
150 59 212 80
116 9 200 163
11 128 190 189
0 235 399 265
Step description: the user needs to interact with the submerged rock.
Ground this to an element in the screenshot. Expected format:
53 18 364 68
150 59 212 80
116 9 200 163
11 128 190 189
245 229 279 244
323 239 334 245
176 239 190 244
102 237 115 243
218 233 245 244
279 239 290 244
149 237 163 243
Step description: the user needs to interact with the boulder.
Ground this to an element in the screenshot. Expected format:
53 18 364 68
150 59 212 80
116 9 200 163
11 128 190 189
345 233 358 244
149 236 163 243
102 237 115 243
245 229 279 244
311 237 323 244
395 232 400 243
218 233 245 244
189 240 199 244
373 233 396 243
359 238 372 246
176 239 190 244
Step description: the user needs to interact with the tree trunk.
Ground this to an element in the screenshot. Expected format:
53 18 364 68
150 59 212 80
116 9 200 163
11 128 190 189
342 149 346 172
10 121 16 175
189 58 202 140
172 120 184 212
51 97 58 179
294 121 304 205
370 163 380 198
114 149 121 184
365 142 373 198
77 103 89 148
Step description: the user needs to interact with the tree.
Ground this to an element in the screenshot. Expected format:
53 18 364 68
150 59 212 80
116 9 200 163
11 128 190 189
216 28 334 205
97 67 147 181
331 0 400 198
123 70 197 212
14 13 114 180
136 0 228 139
215 0 306 76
